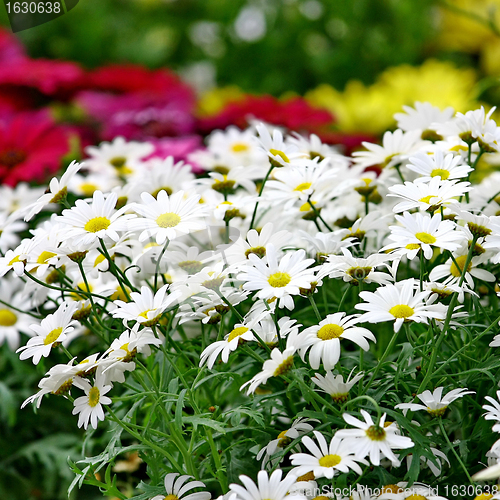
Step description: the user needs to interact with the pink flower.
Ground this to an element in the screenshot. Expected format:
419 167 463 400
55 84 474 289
0 110 71 186
146 136 204 173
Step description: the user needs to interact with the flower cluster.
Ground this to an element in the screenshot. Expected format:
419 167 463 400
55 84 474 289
3 100 500 499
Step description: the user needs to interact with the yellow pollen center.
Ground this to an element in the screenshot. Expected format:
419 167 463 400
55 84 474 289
156 212 181 228
37 251 57 264
406 243 421 250
419 194 436 204
415 232 436 244
0 309 17 326
317 323 344 340
163 495 179 500
311 497 330 500
474 495 494 500
430 168 449 180
94 254 106 267
294 182 312 192
44 327 63 345
84 217 111 233
365 425 386 441
318 454 342 467
228 326 249 342
88 386 100 407
450 255 472 278
80 183 98 196
268 272 292 288
300 200 317 212
274 356 294 376
231 142 249 152
269 149 290 163
389 304 414 319
406 496 428 500
8 255 21 266
110 156 126 168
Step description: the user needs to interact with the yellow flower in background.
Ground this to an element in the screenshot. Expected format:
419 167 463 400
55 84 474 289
438 0 500 75
306 60 478 135
197 85 245 117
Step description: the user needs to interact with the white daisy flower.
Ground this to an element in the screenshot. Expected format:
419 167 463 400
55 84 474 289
395 387 475 417
84 136 154 177
17 301 79 364
72 368 112 429
23 160 82 221
150 472 211 500
381 211 464 260
407 150 472 181
256 417 318 467
429 250 495 288
335 410 414 466
199 313 264 369
129 190 207 244
483 391 500 433
229 470 304 500
355 278 446 333
297 313 375 370
388 177 471 213
241 344 297 395
352 129 424 169
290 430 367 479
254 123 304 168
58 190 132 247
394 101 454 135
311 369 364 403
222 222 291 267
237 244 316 310
326 248 396 285
111 284 181 327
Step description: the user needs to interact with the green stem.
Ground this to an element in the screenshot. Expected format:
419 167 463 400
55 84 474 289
249 165 274 230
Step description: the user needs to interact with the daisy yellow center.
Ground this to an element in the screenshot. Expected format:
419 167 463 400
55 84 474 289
273 356 294 376
365 425 386 441
44 327 63 345
427 406 447 417
8 255 21 266
389 304 414 319
474 495 494 500
311 496 329 500
450 255 472 278
80 183 98 196
317 323 344 340
110 156 126 168
430 168 449 180
419 194 435 204
94 254 106 267
228 326 249 342
468 222 492 238
406 496 428 500
231 142 249 152
406 243 421 250
163 495 179 500
0 309 17 326
415 232 436 244
156 212 181 228
84 217 111 233
268 272 291 288
300 200 317 212
245 246 266 258
294 182 312 192
381 485 404 494
88 386 100 407
152 187 173 198
318 454 342 467
49 186 67 204
37 251 56 264
277 429 292 447
269 149 290 163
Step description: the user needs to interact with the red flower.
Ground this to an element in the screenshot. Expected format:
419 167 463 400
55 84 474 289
0 27 25 63
198 94 334 133
76 65 196 140
0 111 71 186
0 58 85 97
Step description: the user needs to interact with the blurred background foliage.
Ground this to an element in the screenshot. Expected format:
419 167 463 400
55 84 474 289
0 0 443 95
